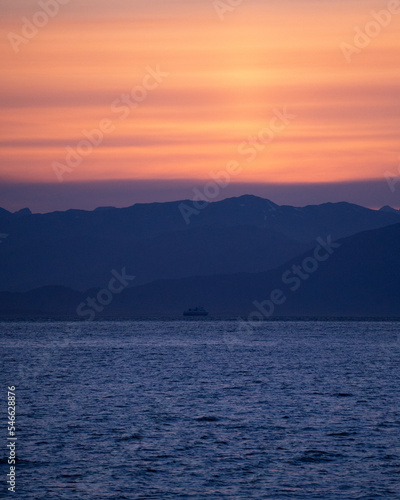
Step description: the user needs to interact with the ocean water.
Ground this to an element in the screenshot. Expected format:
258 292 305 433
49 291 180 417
1 320 400 499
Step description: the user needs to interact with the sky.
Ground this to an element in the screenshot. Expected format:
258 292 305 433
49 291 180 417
1 0 400 212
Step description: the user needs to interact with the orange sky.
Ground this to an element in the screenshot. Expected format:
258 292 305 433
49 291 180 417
1 0 399 188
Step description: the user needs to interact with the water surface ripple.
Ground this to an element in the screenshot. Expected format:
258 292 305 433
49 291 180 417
0 321 399 499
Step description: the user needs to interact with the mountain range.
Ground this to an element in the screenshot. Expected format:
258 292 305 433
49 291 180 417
0 195 399 319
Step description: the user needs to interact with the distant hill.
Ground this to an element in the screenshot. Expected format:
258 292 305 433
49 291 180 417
1 222 399 319
0 195 399 292
380 205 400 214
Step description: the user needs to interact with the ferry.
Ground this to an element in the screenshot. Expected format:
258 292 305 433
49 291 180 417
183 307 209 317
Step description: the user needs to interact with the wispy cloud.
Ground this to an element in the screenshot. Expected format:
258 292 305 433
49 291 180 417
1 0 399 195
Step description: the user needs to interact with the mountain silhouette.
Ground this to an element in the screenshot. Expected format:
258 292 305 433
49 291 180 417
0 221 399 319
0 195 399 292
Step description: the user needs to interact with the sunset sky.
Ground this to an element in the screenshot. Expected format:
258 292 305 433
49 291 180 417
1 0 400 212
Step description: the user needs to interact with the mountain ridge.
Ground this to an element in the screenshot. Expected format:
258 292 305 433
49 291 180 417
0 195 399 293
1 222 399 319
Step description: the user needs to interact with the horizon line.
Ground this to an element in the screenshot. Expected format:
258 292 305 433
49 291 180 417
1 178 399 213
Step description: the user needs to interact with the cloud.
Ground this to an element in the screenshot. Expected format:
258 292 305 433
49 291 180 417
1 0 399 199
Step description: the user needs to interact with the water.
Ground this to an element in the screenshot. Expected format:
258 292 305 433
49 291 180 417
1 321 400 499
